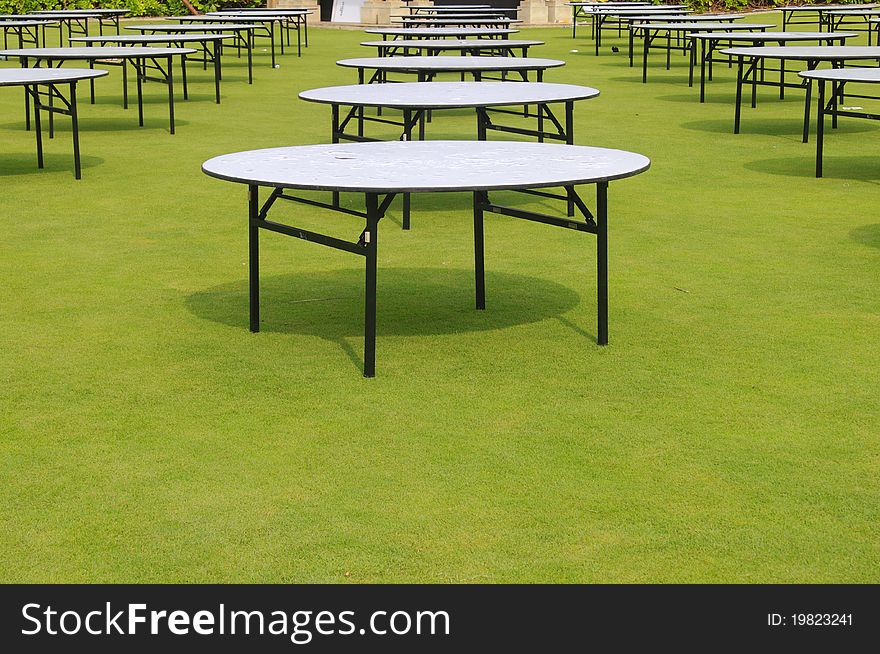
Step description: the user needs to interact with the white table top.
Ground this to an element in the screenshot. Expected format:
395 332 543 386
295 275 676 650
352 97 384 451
627 14 744 22
207 10 310 16
634 22 774 31
0 67 108 86
202 141 650 193
365 27 519 37
799 67 880 82
127 24 256 32
71 34 234 44
360 39 543 49
34 8 130 15
721 45 880 60
299 81 599 109
823 8 880 15
0 19 56 27
337 56 566 72
778 4 878 10
689 31 858 41
0 46 197 59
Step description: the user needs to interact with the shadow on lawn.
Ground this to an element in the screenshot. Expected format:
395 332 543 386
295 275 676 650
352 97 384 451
0 152 103 176
744 156 880 181
187 269 585 369
849 224 880 249
680 118 879 138
0 117 189 133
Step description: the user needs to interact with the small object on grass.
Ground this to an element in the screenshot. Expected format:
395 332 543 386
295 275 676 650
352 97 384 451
674 287 690 294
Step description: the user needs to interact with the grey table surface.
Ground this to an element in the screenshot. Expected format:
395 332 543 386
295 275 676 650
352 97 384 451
127 24 256 32
28 11 103 18
0 46 197 59
588 8 691 15
799 67 880 82
633 22 775 31
689 31 858 41
299 81 600 109
627 14 744 21
823 9 880 15
34 8 130 14
173 15 289 23
70 34 234 44
0 19 56 26
360 38 544 49
778 4 878 9
0 67 109 86
337 56 566 72
392 18 522 24
202 141 650 193
364 27 518 37
207 10 311 16
721 45 880 59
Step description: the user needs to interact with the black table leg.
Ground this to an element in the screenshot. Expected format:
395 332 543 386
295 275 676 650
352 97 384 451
135 59 143 127
734 57 743 133
214 39 221 103
597 181 608 346
363 193 380 378
167 56 175 134
247 31 253 84
473 191 486 310
248 184 260 333
70 81 81 180
816 78 825 178
700 39 707 102
31 85 43 169
803 77 812 144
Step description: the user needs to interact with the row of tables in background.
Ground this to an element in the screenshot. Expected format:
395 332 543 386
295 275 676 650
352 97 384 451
567 2 880 177
0 7 314 179
4 4 878 375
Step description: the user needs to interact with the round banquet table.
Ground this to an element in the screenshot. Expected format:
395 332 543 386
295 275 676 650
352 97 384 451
202 141 650 376
0 67 108 178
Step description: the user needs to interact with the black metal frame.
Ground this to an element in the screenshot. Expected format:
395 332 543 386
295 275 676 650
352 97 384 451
729 53 880 141
134 26 254 84
639 25 768 84
371 41 533 57
690 35 852 103
177 17 288 63
76 36 224 105
826 12 880 45
20 54 178 135
12 80 84 178
245 181 608 377
1 22 43 49
377 31 511 41
811 77 880 177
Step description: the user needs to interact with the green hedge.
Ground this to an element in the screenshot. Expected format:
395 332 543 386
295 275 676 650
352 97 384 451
0 0 263 17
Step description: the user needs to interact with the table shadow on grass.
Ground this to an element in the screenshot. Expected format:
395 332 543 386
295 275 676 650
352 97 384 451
187 268 584 370
0 152 103 176
680 118 879 137
744 155 880 181
849 224 880 248
0 117 189 133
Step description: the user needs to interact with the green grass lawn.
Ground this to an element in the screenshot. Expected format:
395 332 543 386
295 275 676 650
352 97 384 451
1 13 878 583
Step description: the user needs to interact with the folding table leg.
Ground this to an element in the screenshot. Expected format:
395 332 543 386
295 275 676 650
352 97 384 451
70 82 81 180
473 192 486 311
248 184 260 333
596 182 608 346
363 194 380 378
816 79 825 178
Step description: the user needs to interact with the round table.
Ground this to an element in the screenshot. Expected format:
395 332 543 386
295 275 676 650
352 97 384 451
0 19 55 49
0 67 108 179
337 56 566 84
300 81 600 228
688 31 858 102
364 27 518 40
203 140 649 376
127 23 257 81
0 46 196 134
798 67 880 177
360 38 543 57
634 22 774 82
69 33 233 103
721 46 880 137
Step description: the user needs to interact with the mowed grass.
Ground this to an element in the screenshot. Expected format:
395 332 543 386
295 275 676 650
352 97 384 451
1 13 878 583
